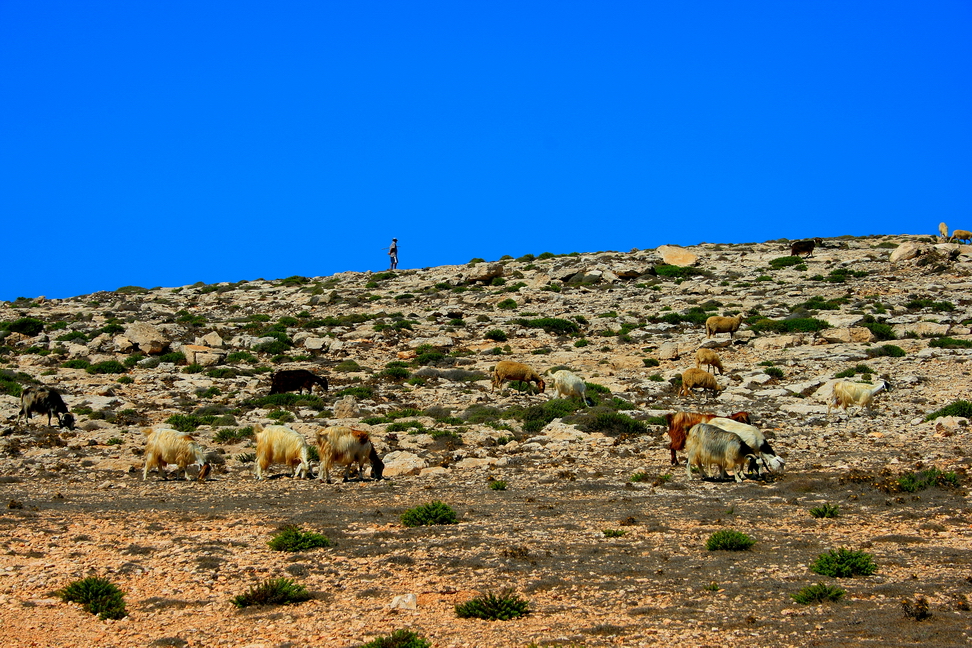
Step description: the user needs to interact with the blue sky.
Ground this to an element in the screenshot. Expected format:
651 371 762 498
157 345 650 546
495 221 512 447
2 1 970 300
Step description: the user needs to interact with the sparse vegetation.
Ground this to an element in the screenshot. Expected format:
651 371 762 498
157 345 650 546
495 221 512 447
268 525 333 552
791 583 846 605
455 589 530 621
56 576 127 620
810 548 877 578
359 630 432 648
401 501 458 527
809 503 840 518
706 530 755 551
924 399 972 421
230 578 311 608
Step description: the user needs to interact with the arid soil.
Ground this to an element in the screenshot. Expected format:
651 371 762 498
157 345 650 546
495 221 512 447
1 234 971 647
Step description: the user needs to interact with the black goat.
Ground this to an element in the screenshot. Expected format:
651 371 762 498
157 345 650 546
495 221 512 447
269 369 329 395
18 386 75 429
790 237 823 258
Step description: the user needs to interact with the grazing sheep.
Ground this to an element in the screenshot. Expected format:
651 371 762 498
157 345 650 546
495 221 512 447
548 369 591 406
939 222 949 240
828 379 890 416
950 229 972 244
142 428 210 481
664 411 751 465
254 423 311 480
704 315 743 339
17 386 74 429
685 423 757 483
315 426 384 483
679 368 723 399
269 369 328 395
708 417 785 475
695 348 724 375
790 237 823 257
491 361 545 394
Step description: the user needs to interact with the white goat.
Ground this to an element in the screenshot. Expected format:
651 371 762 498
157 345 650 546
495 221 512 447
828 379 889 416
548 370 590 406
316 426 384 483
254 423 310 480
142 428 210 481
685 423 757 483
708 417 785 475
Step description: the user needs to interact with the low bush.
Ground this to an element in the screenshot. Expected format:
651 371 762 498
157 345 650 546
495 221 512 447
791 583 846 605
929 337 972 349
231 578 311 608
602 529 626 538
511 317 580 335
268 525 333 552
867 344 905 358
166 413 216 432
706 530 755 551
86 360 127 374
489 480 508 491
213 427 253 444
484 329 508 342
62 358 91 370
401 501 458 527
455 589 530 621
497 298 517 310
581 411 647 436
56 576 127 620
924 399 972 421
809 503 840 518
896 467 959 492
2 317 44 336
768 255 805 269
748 317 830 334
359 629 432 648
860 320 896 341
810 548 877 578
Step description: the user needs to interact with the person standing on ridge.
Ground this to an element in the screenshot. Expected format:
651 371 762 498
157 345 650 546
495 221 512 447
388 238 399 270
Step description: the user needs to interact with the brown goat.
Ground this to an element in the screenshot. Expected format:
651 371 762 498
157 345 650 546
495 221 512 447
790 237 823 258
664 411 751 465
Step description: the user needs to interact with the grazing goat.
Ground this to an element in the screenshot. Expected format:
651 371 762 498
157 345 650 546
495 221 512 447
685 423 757 483
705 315 743 339
950 229 972 244
142 428 210 481
17 386 74 429
695 348 724 375
315 426 384 483
254 423 310 480
491 361 545 394
708 417 785 475
679 368 723 399
665 411 751 465
269 369 328 395
548 369 591 406
828 379 890 416
790 237 823 257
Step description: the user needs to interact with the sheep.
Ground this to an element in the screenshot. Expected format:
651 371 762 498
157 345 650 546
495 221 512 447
664 410 751 465
685 423 757 483
695 348 724 375
254 423 311 480
679 368 723 399
828 379 890 416
315 426 384 483
491 360 545 394
708 417 785 475
950 229 972 244
142 428 210 481
790 237 823 258
547 369 591 406
939 222 949 240
704 315 743 339
269 369 328 395
17 386 74 429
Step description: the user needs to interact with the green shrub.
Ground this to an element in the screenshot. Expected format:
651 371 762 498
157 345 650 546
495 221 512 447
231 578 312 608
764 367 784 378
244 392 327 410
117 376 133 384
268 525 333 552
165 413 217 432
861 321 896 340
629 472 649 483
159 351 187 364
56 576 127 620
497 298 517 310
484 329 508 342
768 255 804 269
602 529 626 538
337 385 374 400
512 317 581 335
810 548 877 578
455 589 530 620
519 399 584 433
574 338 589 348
86 360 127 374
655 264 707 279
868 344 905 358
359 629 432 648
809 503 840 518
62 358 91 370
642 358 660 367
415 351 445 366
227 351 257 363
924 399 972 421
906 298 954 312
706 530 755 551
401 501 458 527
253 340 290 355
834 364 874 379
382 366 410 379
791 583 846 605
489 479 508 491
182 363 204 374
213 427 253 443
896 467 959 492
206 367 237 379
748 317 830 334
2 317 44 336
56 330 88 342
582 412 647 436
929 337 972 349
334 359 363 372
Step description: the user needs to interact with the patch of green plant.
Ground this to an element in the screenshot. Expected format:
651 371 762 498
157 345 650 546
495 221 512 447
358 629 432 648
793 295 848 311
925 399 972 421
56 576 127 620
858 318 896 340
574 338 589 348
791 583 846 605
1 317 45 336
906 298 954 312
706 529 755 551
175 310 207 327
227 351 257 364
122 353 144 368
655 264 708 279
165 413 217 432
769 255 805 269
159 351 187 364
810 503 841 518
268 525 333 552
105 437 123 445
117 376 133 384
897 467 959 492
642 357 660 367
484 329 508 342
382 366 410 380
62 358 91 370
748 317 830 334
336 385 374 400
387 420 427 433
929 337 972 349
253 340 290 355
182 363 204 374
519 399 584 433
214 427 253 443
86 360 127 374
489 479 507 491
602 529 626 538
581 411 647 436
56 330 88 343
231 577 311 608
867 344 905 358
764 367 784 378
511 317 581 336
206 367 237 379
244 392 327 410
415 351 445 366
497 298 517 310
401 501 458 527
810 548 877 578
455 589 530 621
585 382 610 394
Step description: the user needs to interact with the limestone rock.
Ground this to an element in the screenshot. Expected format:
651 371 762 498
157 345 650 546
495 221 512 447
463 263 504 284
657 342 680 360
751 334 805 351
182 344 226 366
892 321 950 338
820 327 876 344
332 395 359 419
125 322 169 355
381 451 427 477
657 245 698 266
889 242 926 263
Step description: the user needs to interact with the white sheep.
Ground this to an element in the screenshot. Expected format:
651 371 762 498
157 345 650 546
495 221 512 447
679 368 723 399
705 315 743 339
828 379 889 416
142 428 210 481
547 369 590 406
316 426 384 483
695 348 724 375
708 417 785 475
254 423 310 480
685 423 757 483
492 361 545 393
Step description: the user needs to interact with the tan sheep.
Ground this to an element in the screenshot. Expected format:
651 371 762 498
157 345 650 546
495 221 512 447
950 229 972 244
704 315 743 339
491 360 545 393
695 348 724 375
679 368 723 399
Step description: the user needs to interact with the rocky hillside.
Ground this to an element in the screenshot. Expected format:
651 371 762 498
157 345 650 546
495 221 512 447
1 233 971 647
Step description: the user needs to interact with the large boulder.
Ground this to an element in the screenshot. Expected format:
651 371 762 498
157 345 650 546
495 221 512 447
820 327 876 344
657 245 698 266
381 451 427 477
182 344 226 367
462 263 504 284
125 322 169 355
889 242 926 264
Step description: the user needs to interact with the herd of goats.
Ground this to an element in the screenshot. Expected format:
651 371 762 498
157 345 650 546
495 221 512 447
12 291 890 486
